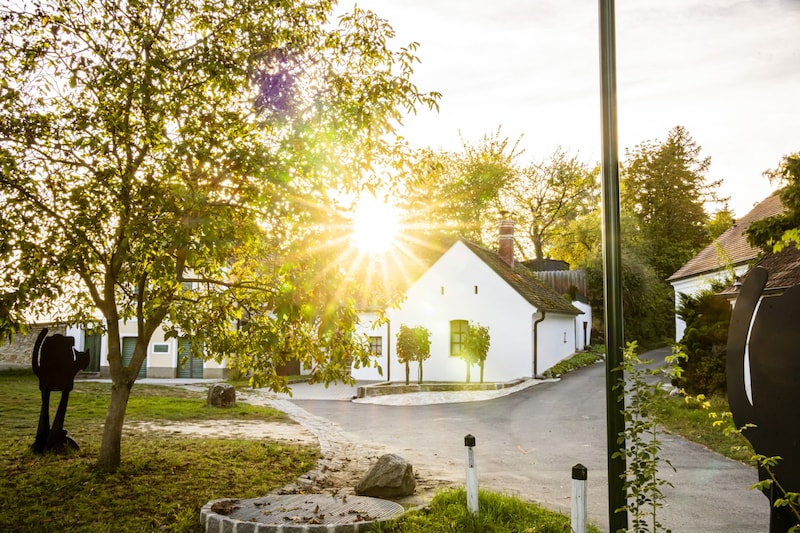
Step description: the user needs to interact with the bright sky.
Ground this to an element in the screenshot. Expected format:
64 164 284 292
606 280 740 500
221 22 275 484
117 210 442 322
341 0 800 218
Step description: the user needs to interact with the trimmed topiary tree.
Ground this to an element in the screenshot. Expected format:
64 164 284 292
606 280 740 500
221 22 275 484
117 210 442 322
463 322 490 383
396 325 431 385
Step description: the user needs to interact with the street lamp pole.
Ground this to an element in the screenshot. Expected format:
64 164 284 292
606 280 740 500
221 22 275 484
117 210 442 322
598 1 628 532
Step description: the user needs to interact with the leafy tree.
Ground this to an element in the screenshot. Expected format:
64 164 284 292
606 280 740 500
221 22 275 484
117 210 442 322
705 205 735 240
621 125 721 280
396 324 431 384
674 282 732 396
462 322 490 383
746 152 800 252
0 0 437 472
498 148 599 260
585 243 674 346
398 128 522 247
545 207 602 269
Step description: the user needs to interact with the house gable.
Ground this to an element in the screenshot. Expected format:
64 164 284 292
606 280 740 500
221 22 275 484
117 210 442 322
459 240 581 315
377 239 581 383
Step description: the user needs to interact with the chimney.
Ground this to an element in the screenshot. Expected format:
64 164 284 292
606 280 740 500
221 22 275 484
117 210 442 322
498 219 515 267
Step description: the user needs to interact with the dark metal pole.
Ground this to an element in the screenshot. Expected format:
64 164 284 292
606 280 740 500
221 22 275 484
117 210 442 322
598 0 628 531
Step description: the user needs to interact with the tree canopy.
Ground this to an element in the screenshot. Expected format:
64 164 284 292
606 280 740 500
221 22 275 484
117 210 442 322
397 128 522 249
0 0 437 471
498 148 599 260
746 152 800 252
621 125 721 280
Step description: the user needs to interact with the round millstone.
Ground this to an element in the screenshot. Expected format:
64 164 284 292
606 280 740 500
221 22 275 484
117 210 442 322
202 493 405 533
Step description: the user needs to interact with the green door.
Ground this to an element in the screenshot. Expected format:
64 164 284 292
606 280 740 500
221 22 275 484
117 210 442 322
122 337 147 379
84 331 102 373
177 338 204 379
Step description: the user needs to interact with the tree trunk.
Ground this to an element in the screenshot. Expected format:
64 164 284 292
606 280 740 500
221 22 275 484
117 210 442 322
97 379 133 473
466 363 471 383
480 361 484 383
405 362 410 385
418 361 423 384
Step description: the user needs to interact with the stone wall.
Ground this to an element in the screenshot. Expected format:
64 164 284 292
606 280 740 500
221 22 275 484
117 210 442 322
0 324 67 369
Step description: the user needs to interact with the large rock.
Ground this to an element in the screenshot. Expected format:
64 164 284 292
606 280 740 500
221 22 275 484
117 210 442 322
355 453 416 498
207 383 236 408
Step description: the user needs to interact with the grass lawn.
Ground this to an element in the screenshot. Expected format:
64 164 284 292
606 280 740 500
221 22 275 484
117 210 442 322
0 370 319 532
368 488 601 533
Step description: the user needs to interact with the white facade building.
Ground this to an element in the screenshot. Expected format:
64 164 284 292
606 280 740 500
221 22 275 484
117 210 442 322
352 235 583 383
668 193 783 342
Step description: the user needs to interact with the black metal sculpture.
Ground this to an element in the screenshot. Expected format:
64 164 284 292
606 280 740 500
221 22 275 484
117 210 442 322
727 266 800 532
31 328 90 454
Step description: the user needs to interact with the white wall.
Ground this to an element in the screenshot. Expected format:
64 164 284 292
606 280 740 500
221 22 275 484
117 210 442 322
380 242 538 383
535 312 579 374
572 300 592 350
88 320 227 378
351 311 390 381
670 264 748 342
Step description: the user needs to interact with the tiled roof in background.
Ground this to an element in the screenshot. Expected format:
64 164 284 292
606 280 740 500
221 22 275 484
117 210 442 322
719 244 800 295
668 192 785 281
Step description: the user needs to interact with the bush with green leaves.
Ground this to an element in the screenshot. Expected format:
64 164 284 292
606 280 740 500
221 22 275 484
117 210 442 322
675 282 731 395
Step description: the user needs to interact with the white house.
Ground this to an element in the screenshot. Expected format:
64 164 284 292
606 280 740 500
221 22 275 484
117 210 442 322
351 222 585 383
667 192 784 342
61 320 227 379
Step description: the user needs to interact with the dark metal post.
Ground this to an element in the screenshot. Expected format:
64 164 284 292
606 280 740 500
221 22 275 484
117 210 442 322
598 0 628 531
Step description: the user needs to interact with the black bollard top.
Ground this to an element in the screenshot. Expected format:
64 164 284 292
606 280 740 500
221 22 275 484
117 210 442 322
572 463 588 480
464 434 476 447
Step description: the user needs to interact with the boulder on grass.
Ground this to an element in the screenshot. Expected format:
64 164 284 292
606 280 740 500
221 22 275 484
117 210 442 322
207 383 236 408
355 453 415 498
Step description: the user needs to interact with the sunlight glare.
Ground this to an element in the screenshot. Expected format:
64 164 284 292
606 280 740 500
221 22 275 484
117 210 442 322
351 195 400 255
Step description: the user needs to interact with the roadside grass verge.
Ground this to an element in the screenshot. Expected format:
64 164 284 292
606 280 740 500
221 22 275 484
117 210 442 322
649 388 755 465
0 370 318 532
369 488 602 533
564 347 754 466
545 349 604 377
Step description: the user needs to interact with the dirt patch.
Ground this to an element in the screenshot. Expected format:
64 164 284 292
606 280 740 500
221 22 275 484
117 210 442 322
127 418 457 503
126 420 316 445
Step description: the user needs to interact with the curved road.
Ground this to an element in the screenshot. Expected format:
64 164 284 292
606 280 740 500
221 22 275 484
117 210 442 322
292 348 769 532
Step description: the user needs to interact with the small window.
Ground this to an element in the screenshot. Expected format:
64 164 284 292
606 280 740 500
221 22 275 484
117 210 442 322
369 336 382 357
152 343 169 353
450 320 469 357
474 285 478 294
440 286 445 295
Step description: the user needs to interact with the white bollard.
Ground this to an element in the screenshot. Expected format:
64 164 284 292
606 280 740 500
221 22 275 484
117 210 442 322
571 463 587 533
465 434 479 515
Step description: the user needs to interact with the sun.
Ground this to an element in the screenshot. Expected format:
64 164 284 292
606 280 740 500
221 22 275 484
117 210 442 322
351 195 401 255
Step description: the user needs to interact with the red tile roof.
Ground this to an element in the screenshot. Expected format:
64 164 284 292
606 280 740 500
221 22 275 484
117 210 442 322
667 192 785 282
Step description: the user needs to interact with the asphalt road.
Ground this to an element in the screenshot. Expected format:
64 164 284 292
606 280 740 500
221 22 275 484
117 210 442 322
292 348 770 532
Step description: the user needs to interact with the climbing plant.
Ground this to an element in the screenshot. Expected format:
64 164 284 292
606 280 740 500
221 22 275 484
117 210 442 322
614 342 679 533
